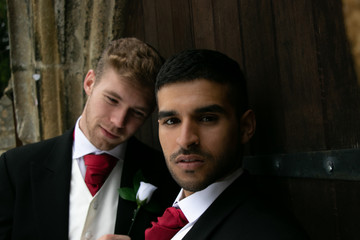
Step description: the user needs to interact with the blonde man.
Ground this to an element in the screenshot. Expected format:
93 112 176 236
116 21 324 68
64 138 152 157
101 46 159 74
0 38 178 240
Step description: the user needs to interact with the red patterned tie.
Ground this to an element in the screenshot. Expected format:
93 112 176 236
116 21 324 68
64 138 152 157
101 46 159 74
145 207 188 240
84 153 118 196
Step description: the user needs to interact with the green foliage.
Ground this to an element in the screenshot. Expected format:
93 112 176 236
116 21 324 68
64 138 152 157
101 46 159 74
118 170 147 203
118 187 136 201
0 0 10 97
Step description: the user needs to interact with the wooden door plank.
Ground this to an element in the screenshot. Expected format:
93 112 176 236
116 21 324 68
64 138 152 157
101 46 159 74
335 181 360 240
123 0 145 41
273 0 326 152
170 0 194 52
288 178 340 239
142 0 159 49
153 0 175 58
239 0 286 154
311 0 360 149
212 0 242 65
191 0 216 49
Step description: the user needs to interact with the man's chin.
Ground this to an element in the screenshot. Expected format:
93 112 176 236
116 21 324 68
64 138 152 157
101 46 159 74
92 139 120 151
173 176 210 193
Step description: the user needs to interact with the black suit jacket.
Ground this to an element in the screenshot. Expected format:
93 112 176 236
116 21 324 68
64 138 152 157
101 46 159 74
0 128 178 240
182 172 310 240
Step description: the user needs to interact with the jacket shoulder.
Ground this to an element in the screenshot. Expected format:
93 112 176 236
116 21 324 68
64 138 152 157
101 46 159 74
185 173 309 240
0 129 73 168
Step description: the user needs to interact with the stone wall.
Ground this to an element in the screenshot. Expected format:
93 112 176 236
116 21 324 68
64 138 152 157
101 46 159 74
343 0 360 86
0 92 15 154
2 0 360 153
0 0 128 151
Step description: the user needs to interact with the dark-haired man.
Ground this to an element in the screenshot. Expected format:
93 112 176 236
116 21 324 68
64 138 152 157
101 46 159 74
145 49 309 239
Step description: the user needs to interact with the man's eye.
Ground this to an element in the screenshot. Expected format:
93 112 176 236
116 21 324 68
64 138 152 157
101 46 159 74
106 96 118 104
132 110 146 119
162 118 180 125
200 115 218 122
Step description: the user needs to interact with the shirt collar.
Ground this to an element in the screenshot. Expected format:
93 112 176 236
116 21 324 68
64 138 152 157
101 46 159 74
173 168 243 223
72 117 127 160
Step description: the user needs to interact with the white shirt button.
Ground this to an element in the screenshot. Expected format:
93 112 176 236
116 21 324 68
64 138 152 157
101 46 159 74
85 231 92 240
93 201 98 209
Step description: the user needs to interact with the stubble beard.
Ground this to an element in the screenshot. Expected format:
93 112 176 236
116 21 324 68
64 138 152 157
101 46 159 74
167 147 241 194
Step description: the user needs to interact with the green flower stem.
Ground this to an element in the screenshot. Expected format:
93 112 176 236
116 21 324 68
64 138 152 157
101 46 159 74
128 205 141 235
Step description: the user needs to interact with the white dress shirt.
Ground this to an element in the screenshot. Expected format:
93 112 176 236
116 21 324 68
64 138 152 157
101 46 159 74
171 168 243 240
69 117 126 240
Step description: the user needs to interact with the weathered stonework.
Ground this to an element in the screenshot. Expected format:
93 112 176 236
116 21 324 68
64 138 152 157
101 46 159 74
0 94 16 153
7 0 40 145
343 0 360 86
3 0 128 150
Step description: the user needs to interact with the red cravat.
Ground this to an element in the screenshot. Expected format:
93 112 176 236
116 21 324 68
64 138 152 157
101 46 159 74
145 207 189 240
84 153 118 196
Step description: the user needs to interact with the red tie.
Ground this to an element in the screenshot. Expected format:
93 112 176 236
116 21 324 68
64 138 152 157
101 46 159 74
84 153 118 196
145 207 189 240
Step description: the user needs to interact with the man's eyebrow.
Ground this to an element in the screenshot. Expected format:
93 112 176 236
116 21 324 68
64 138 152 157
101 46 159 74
106 90 121 99
158 110 177 120
195 104 226 114
106 90 149 113
158 104 226 119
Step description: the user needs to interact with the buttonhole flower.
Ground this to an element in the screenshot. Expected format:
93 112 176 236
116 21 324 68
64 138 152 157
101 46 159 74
136 181 157 205
119 170 160 235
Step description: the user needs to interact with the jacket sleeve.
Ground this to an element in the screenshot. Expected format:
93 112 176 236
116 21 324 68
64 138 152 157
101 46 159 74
0 153 14 240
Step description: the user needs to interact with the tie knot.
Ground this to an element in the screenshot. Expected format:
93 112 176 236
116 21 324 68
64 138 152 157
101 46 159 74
84 153 117 169
145 207 188 240
84 153 118 196
160 207 188 228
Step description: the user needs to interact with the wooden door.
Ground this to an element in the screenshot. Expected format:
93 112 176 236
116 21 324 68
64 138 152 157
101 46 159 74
124 1 360 239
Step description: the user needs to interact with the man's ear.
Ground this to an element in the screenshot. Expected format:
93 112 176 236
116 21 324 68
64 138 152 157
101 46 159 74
240 109 256 144
83 70 96 96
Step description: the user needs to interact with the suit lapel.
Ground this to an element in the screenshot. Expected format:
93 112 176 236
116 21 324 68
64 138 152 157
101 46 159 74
114 137 173 239
114 137 179 239
30 129 73 239
182 173 254 240
114 137 141 234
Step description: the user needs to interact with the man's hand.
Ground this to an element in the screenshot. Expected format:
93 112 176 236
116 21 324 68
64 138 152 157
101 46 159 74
97 234 130 240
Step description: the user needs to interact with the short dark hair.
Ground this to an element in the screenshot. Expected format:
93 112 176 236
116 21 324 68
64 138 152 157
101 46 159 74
156 49 249 116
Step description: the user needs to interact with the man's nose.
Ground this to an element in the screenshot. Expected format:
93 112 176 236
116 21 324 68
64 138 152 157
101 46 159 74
176 121 199 149
111 108 128 128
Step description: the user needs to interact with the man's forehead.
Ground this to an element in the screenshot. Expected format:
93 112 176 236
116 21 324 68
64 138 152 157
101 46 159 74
158 80 229 104
158 103 227 118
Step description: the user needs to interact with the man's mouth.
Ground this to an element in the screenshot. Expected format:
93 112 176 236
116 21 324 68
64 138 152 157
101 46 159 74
101 127 120 139
175 155 205 170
